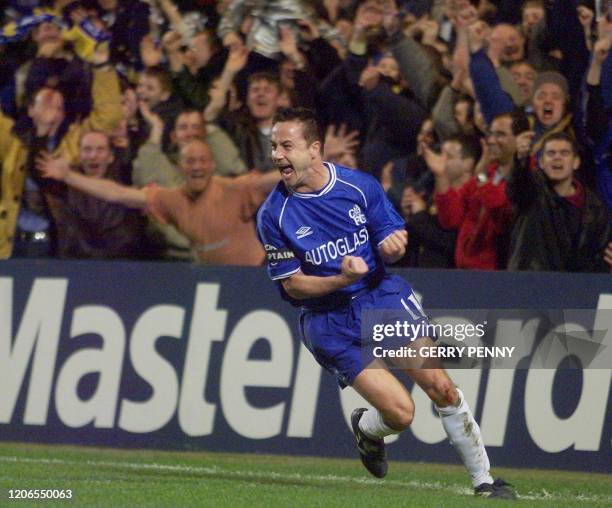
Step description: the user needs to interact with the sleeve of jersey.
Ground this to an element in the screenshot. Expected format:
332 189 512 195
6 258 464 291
364 177 406 246
256 206 301 281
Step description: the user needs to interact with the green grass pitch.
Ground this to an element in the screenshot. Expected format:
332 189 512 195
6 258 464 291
0 443 610 507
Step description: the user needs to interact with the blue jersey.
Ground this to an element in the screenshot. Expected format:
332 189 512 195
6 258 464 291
256 162 405 308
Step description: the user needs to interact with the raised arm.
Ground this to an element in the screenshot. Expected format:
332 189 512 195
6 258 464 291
584 36 611 143
217 0 247 51
83 44 122 133
132 101 181 187
37 152 146 208
389 27 441 110
467 23 514 125
281 256 368 299
506 131 538 210
203 44 249 123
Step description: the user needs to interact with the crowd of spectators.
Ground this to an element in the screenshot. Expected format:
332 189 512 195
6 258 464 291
0 0 610 272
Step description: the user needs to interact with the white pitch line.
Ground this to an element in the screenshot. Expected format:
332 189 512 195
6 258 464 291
0 455 609 503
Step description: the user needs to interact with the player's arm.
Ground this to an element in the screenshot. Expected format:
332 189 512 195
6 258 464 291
36 152 146 208
360 173 408 264
378 229 408 264
281 256 368 299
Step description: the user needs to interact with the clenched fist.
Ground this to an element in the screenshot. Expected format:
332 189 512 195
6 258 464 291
341 255 369 282
379 230 408 264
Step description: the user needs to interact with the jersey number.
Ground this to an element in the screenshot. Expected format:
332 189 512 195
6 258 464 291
400 293 426 321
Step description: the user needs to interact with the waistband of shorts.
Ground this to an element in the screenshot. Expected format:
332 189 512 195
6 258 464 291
301 268 386 312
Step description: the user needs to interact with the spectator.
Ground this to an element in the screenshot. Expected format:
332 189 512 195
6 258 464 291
218 71 283 172
163 28 227 110
520 0 545 39
3 10 93 119
38 138 279 265
136 65 184 151
465 15 528 124
433 111 527 269
581 18 612 217
488 23 525 65
467 19 576 153
507 131 611 272
133 104 247 259
50 130 145 258
401 133 480 268
382 116 439 210
276 25 317 110
109 80 147 173
399 184 450 269
95 0 150 73
529 71 574 153
0 0 606 273
0 45 121 259
351 50 427 177
509 59 537 106
217 0 340 63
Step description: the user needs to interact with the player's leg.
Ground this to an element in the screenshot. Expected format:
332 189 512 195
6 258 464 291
349 361 414 478
404 337 515 499
352 361 415 434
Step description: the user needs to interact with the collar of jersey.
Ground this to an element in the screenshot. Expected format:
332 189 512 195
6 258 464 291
288 162 336 199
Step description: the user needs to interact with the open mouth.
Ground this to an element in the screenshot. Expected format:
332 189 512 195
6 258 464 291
541 105 555 121
253 99 270 110
276 164 294 177
505 44 520 55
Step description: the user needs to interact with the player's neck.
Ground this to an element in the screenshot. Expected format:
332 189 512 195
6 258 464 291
294 161 329 193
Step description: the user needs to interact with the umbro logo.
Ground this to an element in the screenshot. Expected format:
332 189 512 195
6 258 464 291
296 226 313 239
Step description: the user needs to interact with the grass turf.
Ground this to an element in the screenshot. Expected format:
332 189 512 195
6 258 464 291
0 442 610 507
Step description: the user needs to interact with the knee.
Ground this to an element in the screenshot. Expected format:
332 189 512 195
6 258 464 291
382 401 414 431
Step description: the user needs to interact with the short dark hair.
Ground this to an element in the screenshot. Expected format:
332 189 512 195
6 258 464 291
542 132 577 155
492 109 530 135
142 65 172 93
273 107 324 147
509 59 535 71
247 71 281 91
522 0 544 11
194 28 220 53
174 108 203 126
80 130 111 147
455 94 475 122
443 134 482 161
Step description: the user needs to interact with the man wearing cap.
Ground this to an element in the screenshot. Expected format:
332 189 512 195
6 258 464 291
529 71 574 153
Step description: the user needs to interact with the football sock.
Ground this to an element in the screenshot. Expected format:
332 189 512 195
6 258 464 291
358 408 401 439
436 388 494 488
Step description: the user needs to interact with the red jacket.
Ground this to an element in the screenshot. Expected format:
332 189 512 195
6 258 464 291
434 164 514 269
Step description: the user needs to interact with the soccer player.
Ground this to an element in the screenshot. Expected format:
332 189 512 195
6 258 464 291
256 107 515 499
